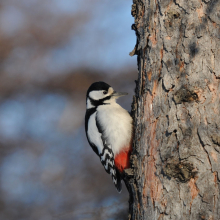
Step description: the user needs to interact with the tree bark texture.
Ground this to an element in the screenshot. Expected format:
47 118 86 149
128 0 220 219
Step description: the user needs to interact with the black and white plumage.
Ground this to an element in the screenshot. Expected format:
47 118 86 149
85 81 133 192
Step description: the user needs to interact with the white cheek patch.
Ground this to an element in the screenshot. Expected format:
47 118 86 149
89 91 105 100
89 87 114 102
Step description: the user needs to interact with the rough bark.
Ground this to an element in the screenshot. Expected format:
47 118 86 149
126 0 220 219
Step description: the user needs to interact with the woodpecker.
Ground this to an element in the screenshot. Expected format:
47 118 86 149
85 81 133 192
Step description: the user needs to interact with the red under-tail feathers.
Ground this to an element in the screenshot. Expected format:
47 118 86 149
114 145 132 173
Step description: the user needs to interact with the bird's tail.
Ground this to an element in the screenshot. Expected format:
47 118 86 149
112 169 122 193
100 144 122 193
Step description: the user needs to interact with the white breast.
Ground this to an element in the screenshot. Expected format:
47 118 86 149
97 103 133 156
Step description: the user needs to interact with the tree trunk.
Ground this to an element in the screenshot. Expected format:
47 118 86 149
127 0 220 219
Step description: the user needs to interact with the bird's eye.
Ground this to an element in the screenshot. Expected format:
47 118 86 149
103 91 107 95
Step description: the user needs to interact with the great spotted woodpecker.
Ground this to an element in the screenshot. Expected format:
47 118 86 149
85 82 133 192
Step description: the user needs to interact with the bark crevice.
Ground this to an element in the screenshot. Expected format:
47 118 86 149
129 0 220 219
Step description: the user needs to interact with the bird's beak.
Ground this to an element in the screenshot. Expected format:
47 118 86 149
112 91 128 98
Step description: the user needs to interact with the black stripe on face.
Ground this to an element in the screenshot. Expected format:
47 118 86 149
89 95 111 107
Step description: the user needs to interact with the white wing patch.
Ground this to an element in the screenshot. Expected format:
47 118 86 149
87 112 104 154
87 111 121 192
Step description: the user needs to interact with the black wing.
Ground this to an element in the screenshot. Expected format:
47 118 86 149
96 113 122 192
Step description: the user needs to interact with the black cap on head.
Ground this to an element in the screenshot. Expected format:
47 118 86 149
87 81 111 96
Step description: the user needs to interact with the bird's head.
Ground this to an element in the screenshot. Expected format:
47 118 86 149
86 81 128 109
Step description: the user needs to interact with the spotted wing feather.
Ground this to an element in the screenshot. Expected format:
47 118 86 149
96 115 122 192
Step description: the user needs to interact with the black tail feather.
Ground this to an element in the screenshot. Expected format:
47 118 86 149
114 169 122 193
99 143 122 193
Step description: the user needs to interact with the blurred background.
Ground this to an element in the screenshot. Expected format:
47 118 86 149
0 0 137 219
